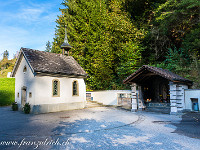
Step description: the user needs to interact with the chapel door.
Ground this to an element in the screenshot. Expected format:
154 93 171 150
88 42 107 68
21 88 27 106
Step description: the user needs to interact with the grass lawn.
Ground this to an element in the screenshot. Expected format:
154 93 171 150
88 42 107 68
0 78 15 106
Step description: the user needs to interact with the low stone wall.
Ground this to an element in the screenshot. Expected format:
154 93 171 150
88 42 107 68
87 90 131 106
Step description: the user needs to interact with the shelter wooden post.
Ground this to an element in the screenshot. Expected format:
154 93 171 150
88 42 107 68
131 83 138 112
138 85 146 110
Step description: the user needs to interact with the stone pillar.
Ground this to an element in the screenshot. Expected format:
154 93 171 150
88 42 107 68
169 81 188 114
131 83 137 112
177 84 188 112
169 82 177 114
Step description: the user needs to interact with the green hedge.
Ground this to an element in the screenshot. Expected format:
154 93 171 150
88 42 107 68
0 78 15 106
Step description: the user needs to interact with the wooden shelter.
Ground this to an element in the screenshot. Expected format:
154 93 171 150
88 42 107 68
124 65 192 114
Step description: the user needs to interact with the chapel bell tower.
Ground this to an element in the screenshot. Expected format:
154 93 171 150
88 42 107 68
61 25 72 56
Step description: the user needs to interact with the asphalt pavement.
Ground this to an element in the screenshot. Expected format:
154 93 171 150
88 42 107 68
172 112 200 139
0 104 200 150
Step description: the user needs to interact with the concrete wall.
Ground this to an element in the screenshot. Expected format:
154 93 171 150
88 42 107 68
87 90 131 105
15 55 86 113
185 89 200 111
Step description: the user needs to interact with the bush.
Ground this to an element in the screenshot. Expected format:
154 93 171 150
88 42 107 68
12 102 18 111
23 103 31 114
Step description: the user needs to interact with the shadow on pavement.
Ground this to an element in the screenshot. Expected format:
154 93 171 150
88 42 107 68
172 112 200 139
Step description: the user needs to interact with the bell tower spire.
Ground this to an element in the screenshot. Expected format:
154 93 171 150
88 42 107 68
61 25 72 56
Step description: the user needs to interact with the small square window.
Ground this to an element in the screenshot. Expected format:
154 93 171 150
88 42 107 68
29 92 32 98
17 93 19 98
23 66 27 73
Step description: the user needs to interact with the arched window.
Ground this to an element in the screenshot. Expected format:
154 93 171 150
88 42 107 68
72 80 79 96
52 79 60 97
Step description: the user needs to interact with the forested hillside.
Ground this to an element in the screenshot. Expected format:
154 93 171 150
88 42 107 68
52 0 200 90
0 51 16 78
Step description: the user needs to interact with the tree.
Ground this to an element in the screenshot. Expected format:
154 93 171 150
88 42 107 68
45 41 52 52
3 50 9 59
146 0 199 61
52 0 144 90
0 56 16 77
132 0 199 65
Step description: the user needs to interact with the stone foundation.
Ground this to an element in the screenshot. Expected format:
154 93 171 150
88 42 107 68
30 102 86 114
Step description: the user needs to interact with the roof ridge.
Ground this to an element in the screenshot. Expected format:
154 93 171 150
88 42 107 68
22 47 62 56
123 65 192 85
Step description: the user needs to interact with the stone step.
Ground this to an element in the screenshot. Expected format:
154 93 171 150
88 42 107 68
146 106 170 114
85 101 103 108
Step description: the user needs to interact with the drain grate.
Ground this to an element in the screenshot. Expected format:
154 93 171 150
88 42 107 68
153 121 171 124
60 116 70 118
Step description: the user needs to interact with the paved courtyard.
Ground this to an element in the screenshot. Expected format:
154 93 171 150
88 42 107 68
0 104 200 150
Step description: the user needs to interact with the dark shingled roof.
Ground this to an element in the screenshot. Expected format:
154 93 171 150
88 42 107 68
123 65 192 85
12 48 87 77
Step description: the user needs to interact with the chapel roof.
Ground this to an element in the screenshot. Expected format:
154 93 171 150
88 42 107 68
11 48 87 78
123 65 192 85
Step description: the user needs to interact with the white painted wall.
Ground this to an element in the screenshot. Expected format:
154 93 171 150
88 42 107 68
7 72 11 78
185 89 200 111
15 55 86 108
15 56 35 105
34 76 86 105
88 90 131 105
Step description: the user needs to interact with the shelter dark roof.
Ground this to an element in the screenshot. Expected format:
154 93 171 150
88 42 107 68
12 48 87 77
123 65 192 85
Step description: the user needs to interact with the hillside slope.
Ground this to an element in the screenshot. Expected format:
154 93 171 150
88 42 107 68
0 58 16 78
0 78 15 106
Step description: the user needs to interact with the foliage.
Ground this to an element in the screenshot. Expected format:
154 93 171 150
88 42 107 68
0 56 16 78
45 41 52 52
156 48 200 88
147 0 200 88
157 48 191 75
12 102 18 111
182 23 200 57
142 0 200 63
123 0 167 27
50 0 200 89
52 0 144 90
3 50 9 59
23 103 31 114
0 78 15 106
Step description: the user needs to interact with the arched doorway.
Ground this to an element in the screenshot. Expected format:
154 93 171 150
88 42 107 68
21 86 27 106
